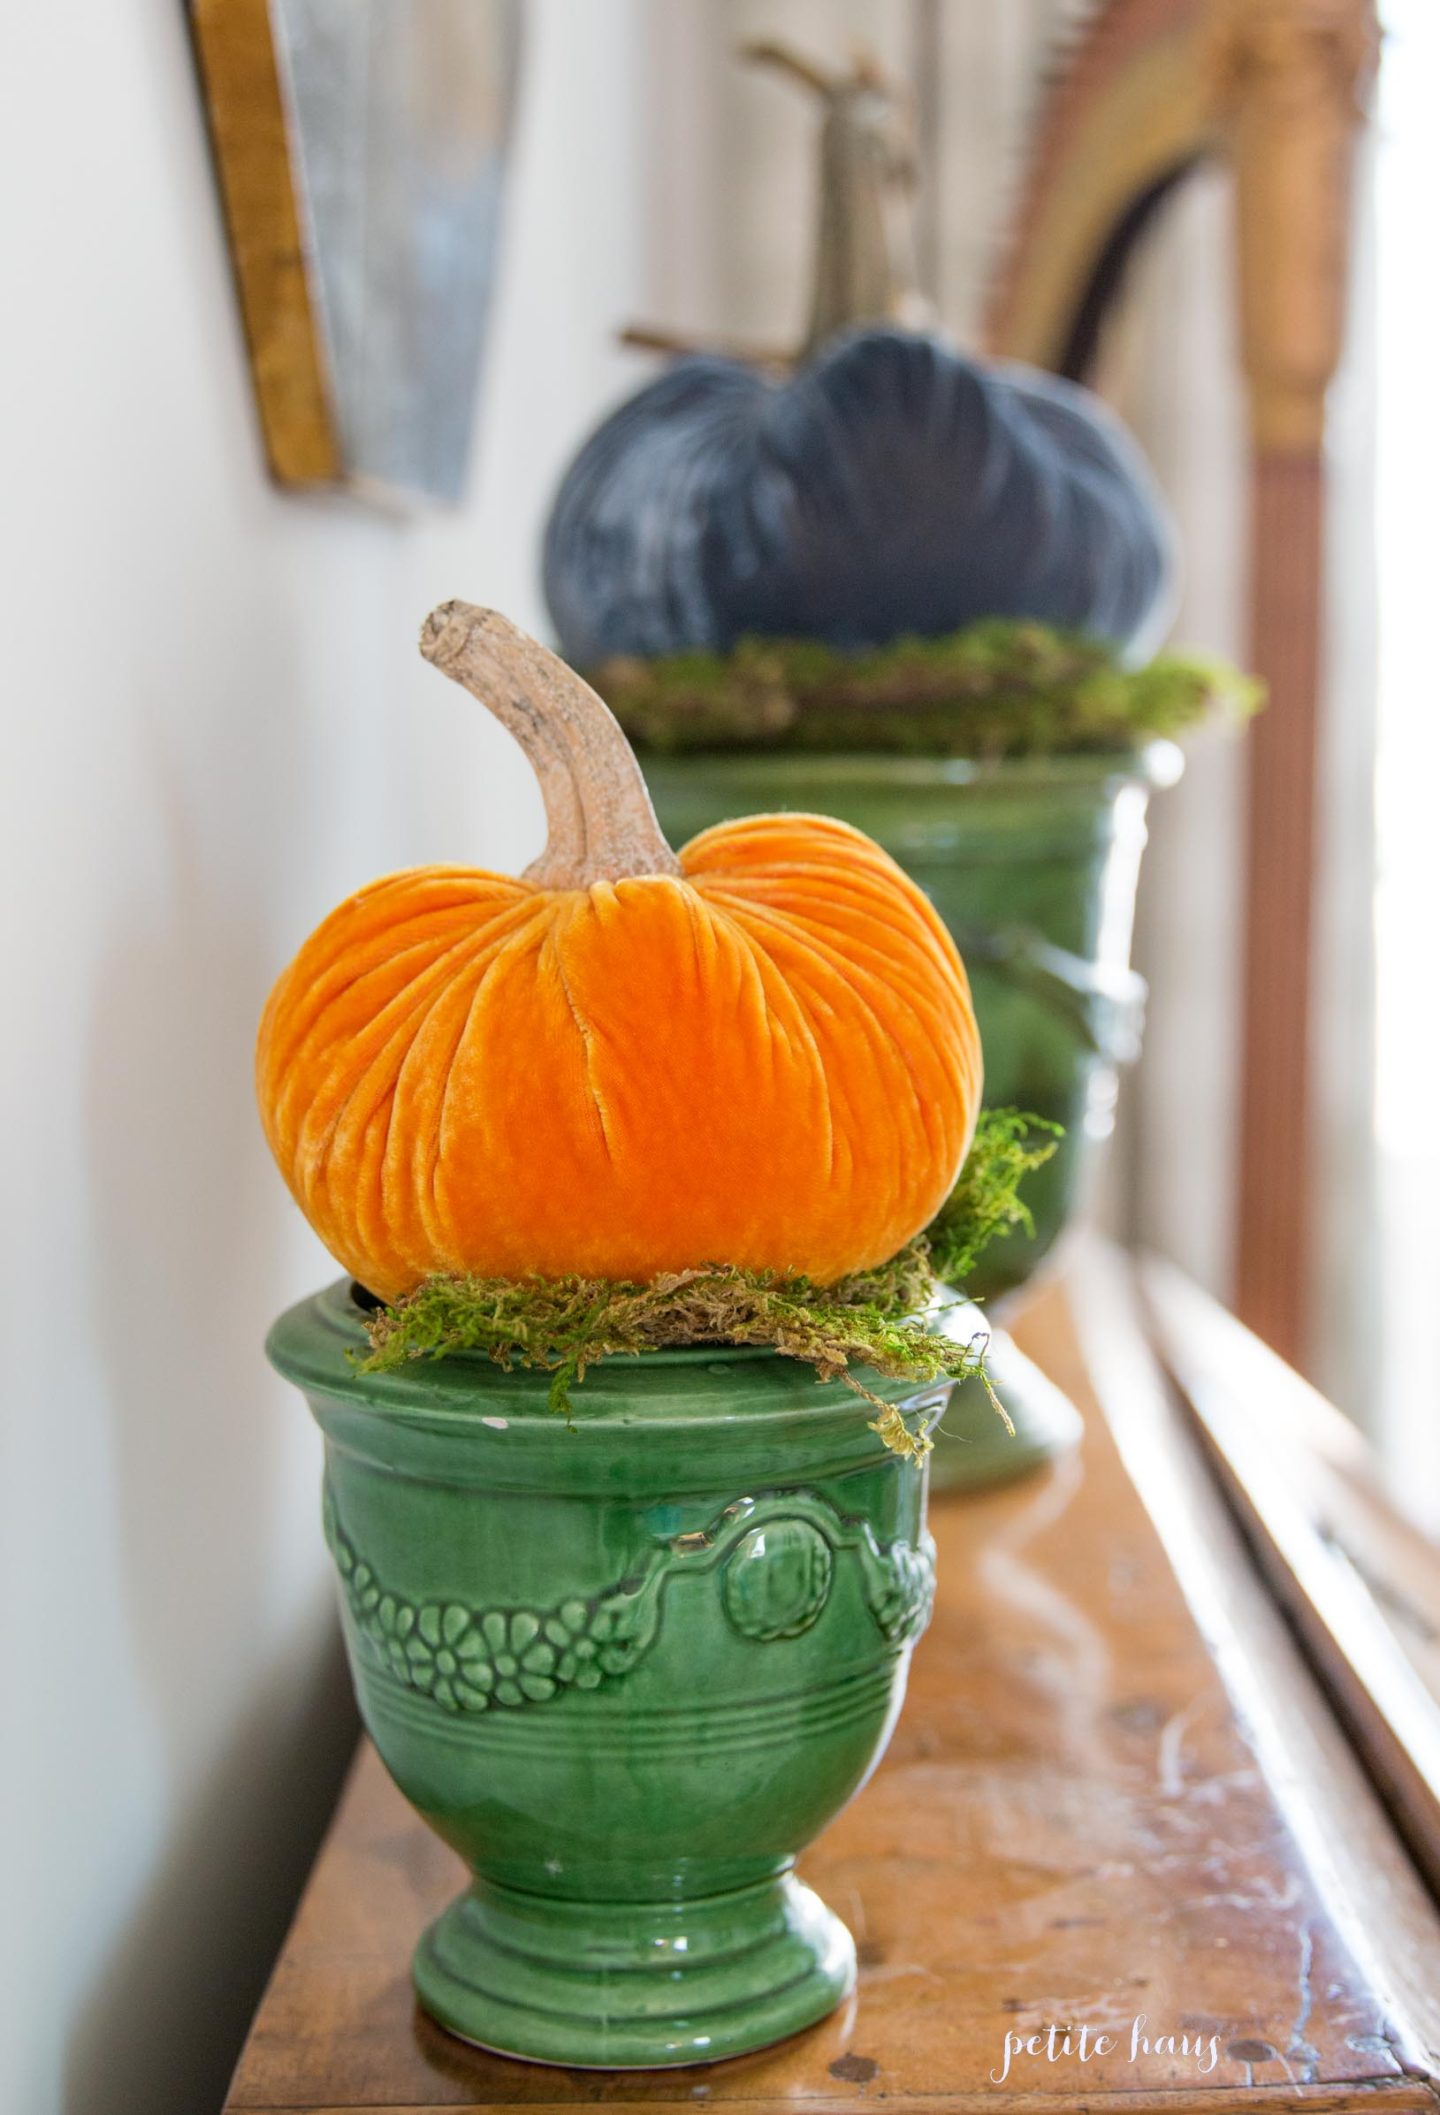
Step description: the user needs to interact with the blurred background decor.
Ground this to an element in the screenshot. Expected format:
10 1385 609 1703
543 36 1253 1488
982 0 1380 1375
545 44 1174 662
192 0 521 501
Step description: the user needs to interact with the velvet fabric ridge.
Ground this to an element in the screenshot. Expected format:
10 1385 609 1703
257 813 983 1301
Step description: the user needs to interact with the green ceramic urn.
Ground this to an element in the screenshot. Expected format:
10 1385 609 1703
268 1279 948 2069
645 745 1180 1492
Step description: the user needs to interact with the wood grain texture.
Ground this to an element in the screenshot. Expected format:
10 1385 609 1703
1071 1247 1440 2080
223 1257 1440 2114
1140 1253 1440 1899
1235 453 1323 1362
190 0 340 487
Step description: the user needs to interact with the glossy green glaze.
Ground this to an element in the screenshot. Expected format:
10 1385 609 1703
648 747 1177 1493
268 1279 946 2068
933 1303 1083 1490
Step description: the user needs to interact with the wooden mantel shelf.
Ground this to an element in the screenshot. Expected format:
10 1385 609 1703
224 1250 1440 2115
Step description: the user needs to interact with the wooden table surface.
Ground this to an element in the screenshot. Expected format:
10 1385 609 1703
224 1251 1440 2114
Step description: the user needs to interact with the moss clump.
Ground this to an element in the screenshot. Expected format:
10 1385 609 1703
358 1110 1060 1462
924 1108 1062 1283
591 620 1261 760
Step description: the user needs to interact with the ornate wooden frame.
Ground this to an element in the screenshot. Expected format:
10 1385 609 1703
189 0 520 506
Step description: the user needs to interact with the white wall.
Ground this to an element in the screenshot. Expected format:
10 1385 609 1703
0 4 653 2108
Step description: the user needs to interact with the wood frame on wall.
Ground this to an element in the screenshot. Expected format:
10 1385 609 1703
190 0 341 487
981 0 1378 1369
189 0 520 507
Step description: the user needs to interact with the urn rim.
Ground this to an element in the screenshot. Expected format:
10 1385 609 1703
638 735 1184 796
265 1277 955 1472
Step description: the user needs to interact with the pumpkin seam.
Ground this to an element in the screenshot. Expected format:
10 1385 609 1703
547 905 617 1168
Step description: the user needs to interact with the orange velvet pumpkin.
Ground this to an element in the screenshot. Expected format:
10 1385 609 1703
256 605 982 1300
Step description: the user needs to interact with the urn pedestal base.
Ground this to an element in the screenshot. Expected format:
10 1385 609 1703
415 1870 854 2068
929 1308 1082 1494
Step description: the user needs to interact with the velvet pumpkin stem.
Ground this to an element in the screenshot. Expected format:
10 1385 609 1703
419 603 682 891
741 37 929 361
620 324 792 375
620 41 929 374
738 38 841 99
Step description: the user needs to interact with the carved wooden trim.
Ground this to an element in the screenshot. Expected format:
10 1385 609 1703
1209 0 1381 453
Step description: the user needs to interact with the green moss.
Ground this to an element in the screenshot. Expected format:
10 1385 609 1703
925 1109 1062 1284
357 1109 1059 1462
590 620 1261 760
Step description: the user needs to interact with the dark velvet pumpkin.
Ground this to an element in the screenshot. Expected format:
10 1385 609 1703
543 40 1173 669
543 325 1174 665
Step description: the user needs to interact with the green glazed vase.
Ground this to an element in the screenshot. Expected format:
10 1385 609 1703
267 1280 948 2069
645 746 1180 1491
